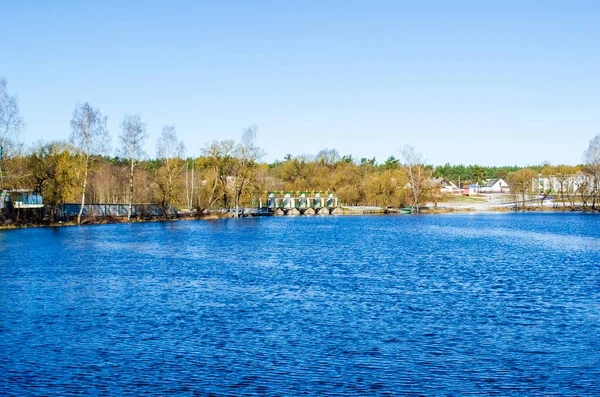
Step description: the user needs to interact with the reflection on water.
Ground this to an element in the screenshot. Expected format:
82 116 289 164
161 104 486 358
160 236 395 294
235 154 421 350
1 213 599 395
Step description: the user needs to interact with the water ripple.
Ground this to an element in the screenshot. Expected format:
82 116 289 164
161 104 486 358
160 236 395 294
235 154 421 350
1 213 599 396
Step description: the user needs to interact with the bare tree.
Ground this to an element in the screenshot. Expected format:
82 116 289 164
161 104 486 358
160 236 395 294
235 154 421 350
0 79 25 187
316 148 340 166
231 125 265 218
583 134 600 210
401 145 426 213
185 159 192 209
70 103 110 224
537 165 555 207
155 125 185 217
119 114 148 220
553 165 578 207
201 139 235 210
576 171 592 208
184 156 201 210
506 168 538 209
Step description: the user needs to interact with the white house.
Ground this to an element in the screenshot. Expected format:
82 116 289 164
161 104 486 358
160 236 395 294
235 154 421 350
467 184 480 195
531 173 585 193
428 178 460 193
479 178 510 193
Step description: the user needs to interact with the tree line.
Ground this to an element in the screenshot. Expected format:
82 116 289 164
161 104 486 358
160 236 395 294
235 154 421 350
1 79 600 223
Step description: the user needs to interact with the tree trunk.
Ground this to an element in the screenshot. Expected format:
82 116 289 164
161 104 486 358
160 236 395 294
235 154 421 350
168 167 173 219
235 183 243 218
127 157 134 220
185 165 189 209
235 193 239 218
593 176 598 210
77 154 89 225
234 177 246 218
410 166 420 214
190 165 194 208
50 203 56 223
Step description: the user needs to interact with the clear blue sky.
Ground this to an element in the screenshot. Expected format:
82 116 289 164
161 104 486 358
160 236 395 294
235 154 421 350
1 0 599 165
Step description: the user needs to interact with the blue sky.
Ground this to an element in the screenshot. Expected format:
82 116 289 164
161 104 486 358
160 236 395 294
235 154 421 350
1 0 599 165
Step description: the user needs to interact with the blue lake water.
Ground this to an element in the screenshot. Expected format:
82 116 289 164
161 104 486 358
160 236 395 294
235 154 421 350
1 213 599 396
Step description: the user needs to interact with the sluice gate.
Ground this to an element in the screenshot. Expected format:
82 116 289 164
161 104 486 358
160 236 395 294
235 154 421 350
257 191 340 216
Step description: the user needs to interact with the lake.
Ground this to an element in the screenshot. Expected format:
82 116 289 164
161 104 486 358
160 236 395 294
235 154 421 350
1 213 599 395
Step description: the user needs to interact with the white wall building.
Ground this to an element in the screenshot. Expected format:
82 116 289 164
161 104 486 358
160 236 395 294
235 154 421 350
531 173 585 193
428 178 460 193
479 178 510 193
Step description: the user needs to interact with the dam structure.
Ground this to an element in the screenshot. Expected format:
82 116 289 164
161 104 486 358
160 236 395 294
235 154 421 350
259 191 341 215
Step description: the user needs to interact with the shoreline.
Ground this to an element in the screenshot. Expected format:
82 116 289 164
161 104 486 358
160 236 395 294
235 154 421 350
1 205 596 231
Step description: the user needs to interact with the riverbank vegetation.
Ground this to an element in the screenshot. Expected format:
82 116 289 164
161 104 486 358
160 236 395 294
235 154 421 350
1 79 600 226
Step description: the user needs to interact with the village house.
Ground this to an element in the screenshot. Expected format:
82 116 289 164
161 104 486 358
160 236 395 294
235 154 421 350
531 173 585 193
427 178 461 194
479 178 510 193
465 184 478 195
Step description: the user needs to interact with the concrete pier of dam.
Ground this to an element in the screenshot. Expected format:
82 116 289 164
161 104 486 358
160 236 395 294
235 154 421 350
248 192 393 216
262 191 338 209
235 192 389 217
257 191 339 216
